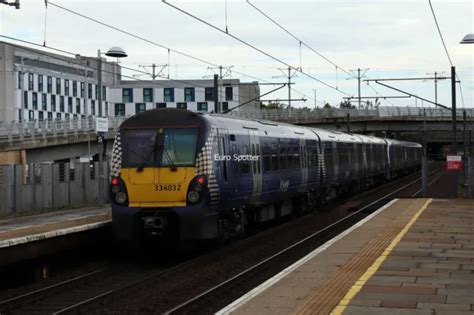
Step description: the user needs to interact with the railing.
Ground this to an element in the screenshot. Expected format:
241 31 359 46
0 117 126 146
1 106 473 147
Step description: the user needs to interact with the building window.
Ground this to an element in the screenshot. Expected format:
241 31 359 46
91 101 96 115
18 109 23 122
24 91 28 108
18 71 23 89
60 96 65 112
47 76 52 93
205 87 214 101
115 103 125 116
95 85 99 100
143 88 153 102
122 88 133 103
135 103 146 114
42 94 47 110
197 102 208 112
68 97 73 113
225 86 233 101
38 75 43 92
184 87 195 102
28 110 34 121
56 78 61 94
102 86 106 101
105 102 108 116
47 112 53 121
38 111 44 121
65 80 70 96
73 81 77 97
99 101 103 117
88 83 92 99
32 92 38 109
80 82 85 98
76 98 81 114
222 102 229 111
51 95 56 112
177 102 187 109
65 113 70 120
56 113 61 120
28 73 34 90
164 88 174 102
156 102 167 108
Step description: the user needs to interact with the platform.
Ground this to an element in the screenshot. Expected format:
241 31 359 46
0 207 111 266
219 198 474 315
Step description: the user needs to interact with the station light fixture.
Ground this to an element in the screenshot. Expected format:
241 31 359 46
460 34 474 44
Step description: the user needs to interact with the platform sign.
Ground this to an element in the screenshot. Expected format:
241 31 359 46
446 155 462 171
95 117 108 133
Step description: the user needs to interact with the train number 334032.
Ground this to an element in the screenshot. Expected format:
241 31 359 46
154 184 182 191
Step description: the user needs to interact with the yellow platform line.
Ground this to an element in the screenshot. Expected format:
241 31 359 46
330 198 433 315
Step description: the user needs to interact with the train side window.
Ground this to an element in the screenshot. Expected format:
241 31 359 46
280 147 287 169
271 153 279 171
293 147 300 168
232 143 239 175
256 143 261 174
240 145 250 175
263 145 271 172
287 149 293 168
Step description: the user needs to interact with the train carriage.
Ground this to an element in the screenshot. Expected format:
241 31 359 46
110 108 422 247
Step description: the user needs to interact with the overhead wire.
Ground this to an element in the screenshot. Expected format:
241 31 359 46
428 0 466 108
1 36 266 105
246 0 355 79
162 0 352 97
45 0 272 87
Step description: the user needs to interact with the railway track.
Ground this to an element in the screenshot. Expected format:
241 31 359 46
0 166 443 314
163 167 443 314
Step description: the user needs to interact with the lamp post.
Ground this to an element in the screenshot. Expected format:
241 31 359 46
460 34 474 44
459 34 473 196
97 47 127 207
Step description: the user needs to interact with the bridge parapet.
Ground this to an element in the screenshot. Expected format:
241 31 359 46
0 117 126 151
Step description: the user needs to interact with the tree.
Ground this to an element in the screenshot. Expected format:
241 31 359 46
261 101 285 109
339 100 354 109
323 102 332 108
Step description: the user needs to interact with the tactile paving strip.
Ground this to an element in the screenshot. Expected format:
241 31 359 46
292 199 430 315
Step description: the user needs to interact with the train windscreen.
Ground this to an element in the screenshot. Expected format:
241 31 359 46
121 128 198 167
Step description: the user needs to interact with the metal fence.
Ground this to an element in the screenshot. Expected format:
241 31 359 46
1 106 473 146
0 117 125 145
0 162 109 216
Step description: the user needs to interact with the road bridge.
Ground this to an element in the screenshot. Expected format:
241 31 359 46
0 107 472 164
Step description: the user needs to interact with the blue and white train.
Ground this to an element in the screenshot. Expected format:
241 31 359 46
109 109 422 245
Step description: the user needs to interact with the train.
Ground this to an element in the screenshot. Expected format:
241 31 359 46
109 108 422 246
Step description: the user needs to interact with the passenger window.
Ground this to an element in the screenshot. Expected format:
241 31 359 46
272 153 279 171
240 145 250 175
280 148 287 169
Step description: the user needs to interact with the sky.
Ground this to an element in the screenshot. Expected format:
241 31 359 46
1 0 473 109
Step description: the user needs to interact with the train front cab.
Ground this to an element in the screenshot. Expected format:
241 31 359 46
110 110 219 246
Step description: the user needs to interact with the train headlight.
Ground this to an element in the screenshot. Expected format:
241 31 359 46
187 191 200 203
111 186 120 194
115 192 127 204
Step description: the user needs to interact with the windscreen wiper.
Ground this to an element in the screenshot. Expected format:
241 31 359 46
161 145 178 171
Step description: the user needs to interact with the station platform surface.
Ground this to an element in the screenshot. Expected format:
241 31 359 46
219 198 474 315
0 206 111 249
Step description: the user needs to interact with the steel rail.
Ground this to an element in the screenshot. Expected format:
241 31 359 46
0 268 105 309
164 167 441 314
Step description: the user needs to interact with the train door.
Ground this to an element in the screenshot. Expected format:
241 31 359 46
217 128 229 185
249 130 262 203
299 136 308 190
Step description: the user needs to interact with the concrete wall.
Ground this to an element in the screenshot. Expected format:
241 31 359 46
0 162 109 215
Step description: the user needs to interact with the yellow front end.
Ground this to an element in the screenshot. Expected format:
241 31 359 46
121 167 196 207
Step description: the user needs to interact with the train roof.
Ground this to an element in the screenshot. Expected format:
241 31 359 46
119 109 421 148
385 138 423 148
